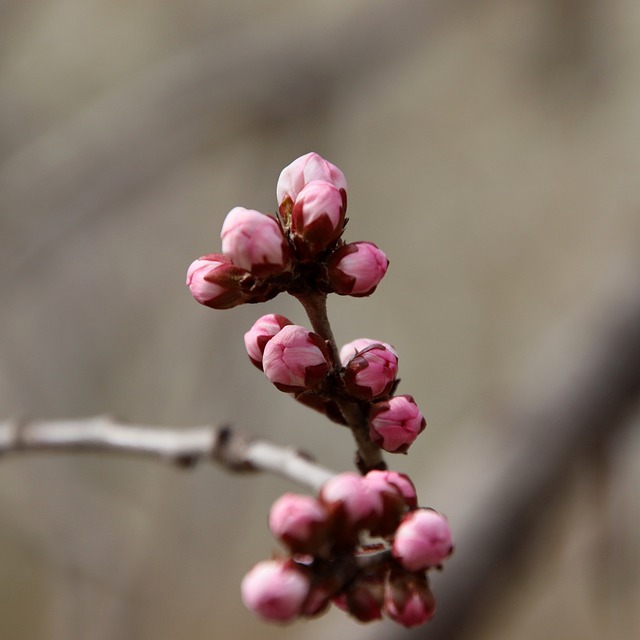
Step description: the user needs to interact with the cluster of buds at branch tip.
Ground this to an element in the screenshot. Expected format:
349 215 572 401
242 470 452 627
187 152 387 307
186 152 450 628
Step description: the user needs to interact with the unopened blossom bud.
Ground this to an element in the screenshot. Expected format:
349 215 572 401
262 325 331 393
319 472 383 540
364 470 418 510
384 569 436 628
269 493 330 555
186 254 248 309
327 242 389 297
290 180 346 256
340 340 398 401
369 395 426 453
392 509 454 571
241 559 310 623
361 470 414 536
220 207 290 276
277 152 347 209
244 314 293 370
339 338 396 364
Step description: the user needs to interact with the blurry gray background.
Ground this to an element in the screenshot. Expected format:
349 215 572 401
1 1 639 639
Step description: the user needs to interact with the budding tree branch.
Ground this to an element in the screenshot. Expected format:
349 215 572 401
0 416 335 492
296 292 387 473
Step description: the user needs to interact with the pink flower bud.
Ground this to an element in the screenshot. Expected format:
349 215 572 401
369 395 426 453
269 493 330 555
262 325 331 393
384 570 436 628
290 180 346 256
327 242 389 297
241 559 310 623
339 338 397 364
277 152 347 207
392 509 454 571
361 470 416 536
340 340 398 400
186 254 248 309
220 207 290 276
319 472 383 539
244 314 293 370
364 470 418 510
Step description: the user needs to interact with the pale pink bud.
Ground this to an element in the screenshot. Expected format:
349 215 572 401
244 314 293 370
262 325 331 392
241 559 310 623
339 338 397 364
340 340 398 400
369 395 426 453
269 493 330 554
392 509 454 571
384 571 436 628
220 207 290 276
186 254 248 309
277 152 347 207
327 242 389 297
290 180 346 255
364 470 418 510
319 472 383 537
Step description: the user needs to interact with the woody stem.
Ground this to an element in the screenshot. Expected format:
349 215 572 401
295 293 386 473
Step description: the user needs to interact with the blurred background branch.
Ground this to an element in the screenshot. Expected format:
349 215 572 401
0 417 335 490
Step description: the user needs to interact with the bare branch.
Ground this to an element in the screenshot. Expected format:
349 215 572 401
0 416 335 492
295 292 387 473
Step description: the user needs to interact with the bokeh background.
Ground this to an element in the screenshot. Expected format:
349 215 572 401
1 1 639 639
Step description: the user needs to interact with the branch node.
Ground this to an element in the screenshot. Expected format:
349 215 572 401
211 425 257 472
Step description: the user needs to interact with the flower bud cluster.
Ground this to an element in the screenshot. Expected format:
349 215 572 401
244 318 426 453
187 152 451 629
339 338 426 453
241 471 453 627
186 152 389 309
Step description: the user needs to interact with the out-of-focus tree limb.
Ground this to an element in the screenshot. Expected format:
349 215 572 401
0 416 335 491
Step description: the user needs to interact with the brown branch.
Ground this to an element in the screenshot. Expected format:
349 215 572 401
296 292 386 473
0 416 335 492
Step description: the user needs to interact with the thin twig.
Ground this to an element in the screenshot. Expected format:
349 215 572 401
296 292 386 473
0 416 335 492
